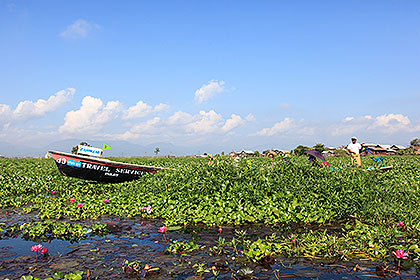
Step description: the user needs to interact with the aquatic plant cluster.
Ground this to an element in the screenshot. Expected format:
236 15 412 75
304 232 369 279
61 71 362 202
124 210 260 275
5 220 108 241
1 155 420 266
10 270 84 280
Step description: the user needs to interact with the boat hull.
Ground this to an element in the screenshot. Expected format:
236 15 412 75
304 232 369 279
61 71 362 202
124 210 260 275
49 151 160 183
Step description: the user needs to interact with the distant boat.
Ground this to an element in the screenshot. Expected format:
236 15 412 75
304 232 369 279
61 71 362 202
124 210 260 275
49 150 163 183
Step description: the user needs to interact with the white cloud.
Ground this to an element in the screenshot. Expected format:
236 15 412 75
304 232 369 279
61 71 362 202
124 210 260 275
58 97 170 136
222 114 244 132
12 88 75 121
332 115 375 136
167 111 194 125
59 96 122 135
331 113 419 136
130 117 161 134
372 113 410 133
168 110 252 134
154 103 170 112
109 130 139 141
6 90 420 153
245 113 255 121
108 109 253 143
0 88 75 127
194 80 225 103
0 104 12 119
61 19 100 39
122 101 169 120
256 117 296 136
186 110 224 133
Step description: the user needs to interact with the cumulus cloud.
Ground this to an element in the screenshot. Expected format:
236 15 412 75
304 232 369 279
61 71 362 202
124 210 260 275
59 97 170 135
167 111 194 125
59 96 122 134
13 88 75 120
122 101 169 120
245 113 256 121
194 80 225 103
108 109 254 143
372 114 410 133
0 88 75 127
254 117 314 137
332 115 377 136
186 110 224 133
0 104 12 119
331 113 419 136
256 118 296 136
61 19 100 39
175 110 251 134
130 117 162 134
222 114 245 132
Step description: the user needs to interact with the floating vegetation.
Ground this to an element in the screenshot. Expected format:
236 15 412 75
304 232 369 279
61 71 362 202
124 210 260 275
1 155 420 278
5 220 109 242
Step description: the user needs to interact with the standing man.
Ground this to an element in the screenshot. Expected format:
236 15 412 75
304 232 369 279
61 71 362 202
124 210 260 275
347 137 362 166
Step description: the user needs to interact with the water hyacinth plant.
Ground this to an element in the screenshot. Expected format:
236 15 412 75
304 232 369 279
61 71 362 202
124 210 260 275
1 155 420 278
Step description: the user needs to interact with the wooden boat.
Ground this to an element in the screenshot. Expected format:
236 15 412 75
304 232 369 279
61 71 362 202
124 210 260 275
49 150 163 183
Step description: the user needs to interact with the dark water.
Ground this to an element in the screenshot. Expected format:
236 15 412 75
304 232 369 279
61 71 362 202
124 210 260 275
0 210 419 279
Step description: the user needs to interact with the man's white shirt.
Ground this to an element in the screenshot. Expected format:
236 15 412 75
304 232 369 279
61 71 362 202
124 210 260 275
347 143 362 154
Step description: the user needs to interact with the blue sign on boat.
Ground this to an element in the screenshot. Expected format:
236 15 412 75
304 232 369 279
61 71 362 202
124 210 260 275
67 159 81 168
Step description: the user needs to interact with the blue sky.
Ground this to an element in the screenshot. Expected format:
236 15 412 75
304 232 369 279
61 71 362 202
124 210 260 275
1 0 420 154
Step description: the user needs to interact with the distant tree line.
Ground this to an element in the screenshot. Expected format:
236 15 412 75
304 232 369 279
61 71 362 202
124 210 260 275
292 143 325 156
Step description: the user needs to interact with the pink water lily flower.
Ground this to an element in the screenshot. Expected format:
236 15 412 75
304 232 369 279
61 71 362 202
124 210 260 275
158 226 167 233
398 221 404 227
31 244 44 261
77 203 83 208
31 244 43 252
159 226 167 244
69 198 76 203
102 199 109 203
40 248 48 255
140 206 147 211
51 191 56 195
393 249 408 259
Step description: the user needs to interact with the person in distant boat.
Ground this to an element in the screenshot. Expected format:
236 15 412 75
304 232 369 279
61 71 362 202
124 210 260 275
267 152 276 167
347 137 362 166
308 154 317 166
207 154 214 166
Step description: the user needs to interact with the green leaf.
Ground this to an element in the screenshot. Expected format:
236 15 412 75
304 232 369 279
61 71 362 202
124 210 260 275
53 271 64 279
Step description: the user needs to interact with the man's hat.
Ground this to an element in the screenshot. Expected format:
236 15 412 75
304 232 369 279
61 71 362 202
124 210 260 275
351 136 357 140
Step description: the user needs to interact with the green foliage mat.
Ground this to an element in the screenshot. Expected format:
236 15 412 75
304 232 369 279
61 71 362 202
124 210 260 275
1 155 419 227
